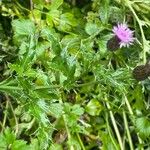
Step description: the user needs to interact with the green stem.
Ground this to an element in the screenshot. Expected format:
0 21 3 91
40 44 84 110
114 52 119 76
75 80 96 87
106 113 119 150
26 118 35 131
123 94 144 149
63 115 74 150
1 100 9 132
15 1 30 12
106 101 124 150
7 95 19 136
36 81 96 89
59 99 74 150
76 133 86 150
124 94 133 115
123 111 134 150
125 0 147 63
0 85 22 90
35 85 61 90
0 80 96 92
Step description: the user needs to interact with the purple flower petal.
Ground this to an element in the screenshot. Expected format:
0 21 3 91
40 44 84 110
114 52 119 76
112 23 135 47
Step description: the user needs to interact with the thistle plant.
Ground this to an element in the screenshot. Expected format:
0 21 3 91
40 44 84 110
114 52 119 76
0 0 150 150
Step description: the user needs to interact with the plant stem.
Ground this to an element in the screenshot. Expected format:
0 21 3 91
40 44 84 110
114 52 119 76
106 101 124 150
63 114 74 150
75 80 96 87
123 94 144 149
1 100 9 132
35 85 61 90
0 80 96 92
106 113 119 150
5 94 19 136
76 133 86 150
125 0 147 63
26 118 35 131
59 99 74 150
0 85 22 90
123 111 134 150
36 81 96 89
124 94 133 115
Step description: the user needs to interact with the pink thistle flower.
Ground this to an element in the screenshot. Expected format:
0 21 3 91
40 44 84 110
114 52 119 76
112 23 134 48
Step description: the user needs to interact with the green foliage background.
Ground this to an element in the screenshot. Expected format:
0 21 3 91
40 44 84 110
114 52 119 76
0 0 150 149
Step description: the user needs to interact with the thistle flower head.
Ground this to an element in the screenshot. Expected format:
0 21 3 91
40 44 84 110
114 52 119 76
112 23 134 47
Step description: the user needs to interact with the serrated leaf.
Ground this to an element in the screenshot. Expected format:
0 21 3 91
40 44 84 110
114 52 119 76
35 41 51 57
49 143 63 150
12 19 36 36
37 99 49 113
29 139 40 150
4 128 16 145
109 6 124 23
136 117 150 138
61 34 81 56
46 10 60 27
41 27 61 55
100 130 118 150
86 99 102 116
99 0 110 24
49 103 63 118
68 137 81 150
50 0 63 10
0 134 7 150
19 41 28 55
85 23 100 35
72 104 84 116
58 13 77 32
29 101 49 126
11 140 29 150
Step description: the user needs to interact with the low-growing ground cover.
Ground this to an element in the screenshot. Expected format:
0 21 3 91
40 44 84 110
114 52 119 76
0 0 150 149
